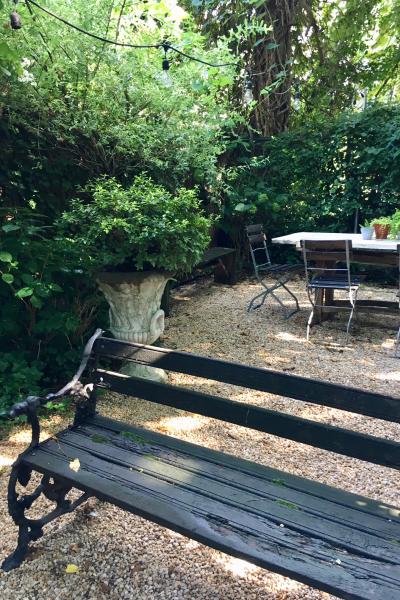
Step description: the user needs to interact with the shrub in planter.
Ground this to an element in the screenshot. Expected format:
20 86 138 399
59 175 211 381
59 175 211 274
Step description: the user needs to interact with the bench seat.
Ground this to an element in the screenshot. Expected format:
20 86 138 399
23 414 400 600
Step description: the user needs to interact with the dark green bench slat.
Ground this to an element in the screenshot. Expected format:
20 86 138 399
93 338 400 423
64 425 400 559
95 369 400 469
91 414 400 528
21 423 400 600
198 247 235 266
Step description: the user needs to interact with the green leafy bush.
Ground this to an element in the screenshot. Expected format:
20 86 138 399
0 352 43 413
0 207 105 412
0 0 234 217
221 104 400 249
389 210 400 238
59 175 212 274
370 216 392 226
0 0 232 413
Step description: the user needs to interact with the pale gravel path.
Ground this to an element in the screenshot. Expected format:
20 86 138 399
0 276 399 600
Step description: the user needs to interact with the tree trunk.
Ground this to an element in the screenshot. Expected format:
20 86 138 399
251 1 300 136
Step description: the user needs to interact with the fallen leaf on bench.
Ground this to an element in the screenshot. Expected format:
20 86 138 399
69 458 80 472
65 563 79 574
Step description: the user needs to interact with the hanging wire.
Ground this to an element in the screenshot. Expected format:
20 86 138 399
24 0 238 68
166 44 237 68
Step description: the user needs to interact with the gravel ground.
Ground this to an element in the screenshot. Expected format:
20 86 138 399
1 275 399 600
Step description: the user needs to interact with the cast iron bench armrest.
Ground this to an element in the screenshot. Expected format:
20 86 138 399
1 329 104 449
5 328 104 420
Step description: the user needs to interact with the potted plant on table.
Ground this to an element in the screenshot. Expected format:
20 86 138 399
370 217 392 240
359 220 374 240
59 175 211 381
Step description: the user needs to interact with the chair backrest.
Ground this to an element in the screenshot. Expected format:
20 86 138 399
301 239 353 288
90 336 400 470
245 224 271 273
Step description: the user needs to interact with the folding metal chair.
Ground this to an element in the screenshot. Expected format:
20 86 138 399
246 224 302 318
301 239 361 341
395 244 400 357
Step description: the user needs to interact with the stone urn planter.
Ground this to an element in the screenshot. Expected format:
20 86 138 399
97 271 172 382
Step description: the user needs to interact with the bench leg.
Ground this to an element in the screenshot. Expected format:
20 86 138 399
2 524 31 572
214 252 237 285
2 463 91 572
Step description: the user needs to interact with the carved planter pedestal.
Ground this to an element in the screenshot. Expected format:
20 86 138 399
97 271 171 383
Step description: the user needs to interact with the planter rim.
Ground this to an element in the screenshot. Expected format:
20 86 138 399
372 223 391 230
97 270 174 284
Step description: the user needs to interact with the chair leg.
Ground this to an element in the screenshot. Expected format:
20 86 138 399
279 281 300 318
345 307 355 342
395 327 400 357
306 308 314 341
345 289 358 342
248 276 299 319
270 287 287 314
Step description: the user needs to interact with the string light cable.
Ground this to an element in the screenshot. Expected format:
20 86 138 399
11 0 238 69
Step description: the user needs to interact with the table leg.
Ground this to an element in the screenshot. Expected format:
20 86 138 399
310 260 336 324
312 289 324 324
323 288 335 320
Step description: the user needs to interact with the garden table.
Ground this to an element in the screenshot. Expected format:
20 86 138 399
272 232 399 323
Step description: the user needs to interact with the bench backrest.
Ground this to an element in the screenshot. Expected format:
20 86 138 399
91 336 400 470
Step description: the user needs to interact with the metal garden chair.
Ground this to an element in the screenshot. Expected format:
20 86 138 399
301 239 361 341
246 224 302 318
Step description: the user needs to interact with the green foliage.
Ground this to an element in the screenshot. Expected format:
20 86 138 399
188 0 400 131
370 216 392 226
59 175 211 274
389 210 400 237
221 104 400 244
0 0 234 413
0 352 43 408
360 220 373 229
0 207 105 412
0 208 64 310
0 0 235 210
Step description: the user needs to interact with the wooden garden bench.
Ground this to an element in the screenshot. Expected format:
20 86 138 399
2 329 400 600
198 246 237 284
